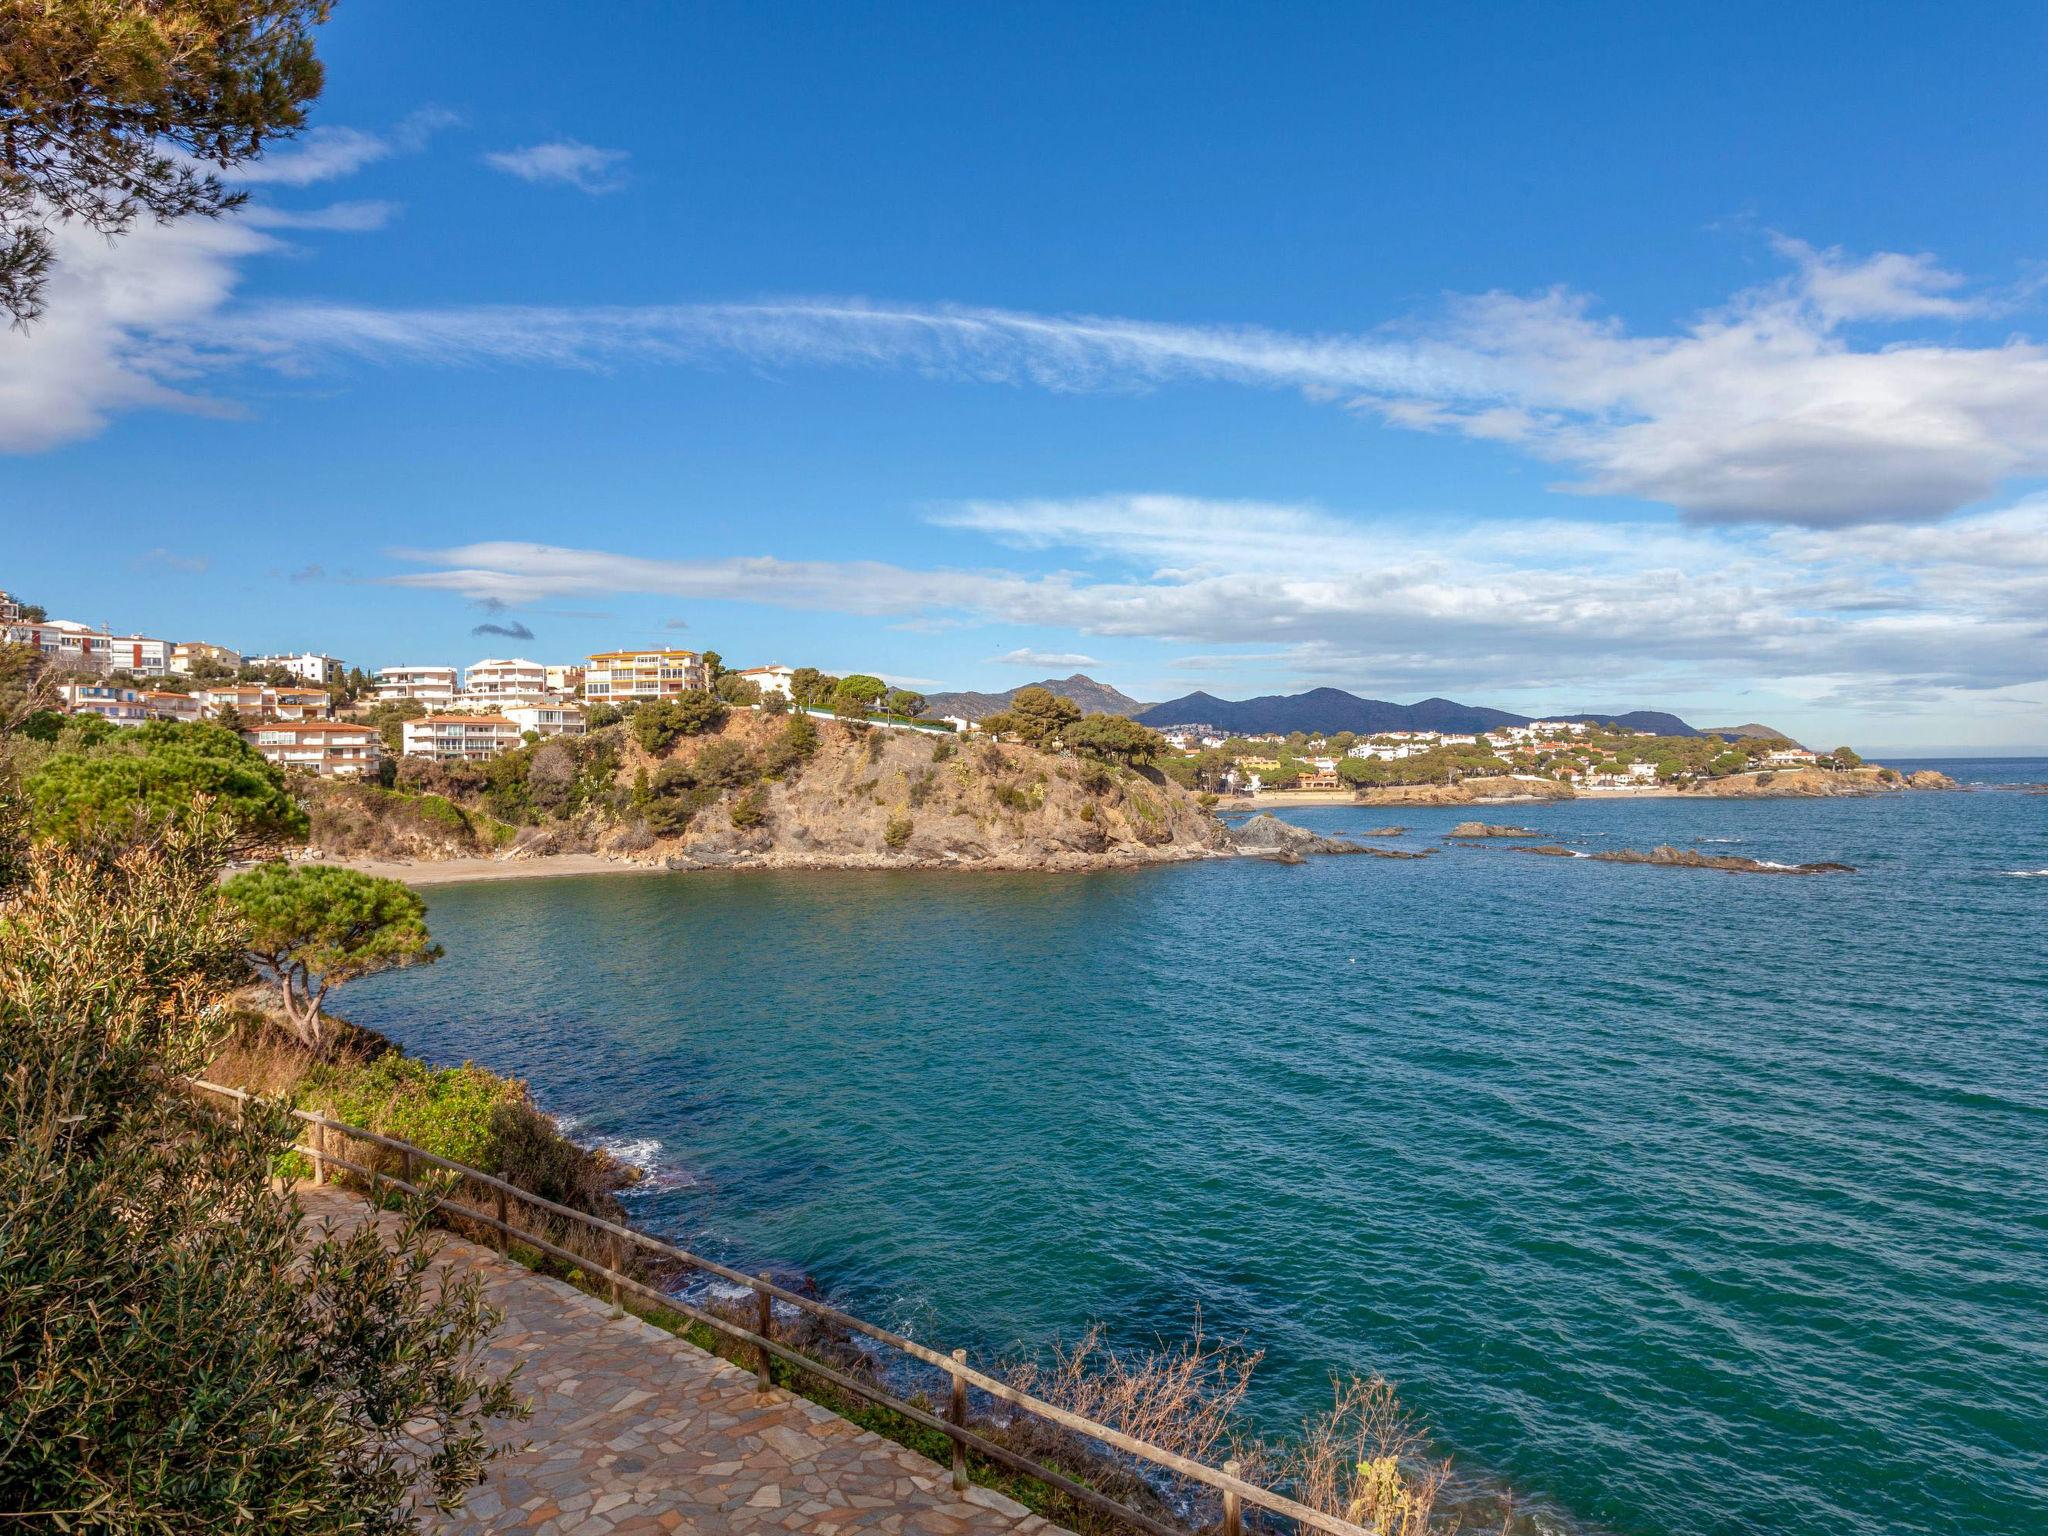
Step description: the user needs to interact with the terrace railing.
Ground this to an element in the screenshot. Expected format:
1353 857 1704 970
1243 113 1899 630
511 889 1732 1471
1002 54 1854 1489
190 1078 1374 1536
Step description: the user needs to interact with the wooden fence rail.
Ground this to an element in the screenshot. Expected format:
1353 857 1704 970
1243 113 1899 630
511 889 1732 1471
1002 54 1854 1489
191 1078 1368 1536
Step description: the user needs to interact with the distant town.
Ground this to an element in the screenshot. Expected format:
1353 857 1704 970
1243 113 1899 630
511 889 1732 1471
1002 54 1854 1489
3 584 1862 795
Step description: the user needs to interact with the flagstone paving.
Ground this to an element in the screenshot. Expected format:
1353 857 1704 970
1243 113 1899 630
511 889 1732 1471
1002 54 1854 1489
298 1186 1067 1536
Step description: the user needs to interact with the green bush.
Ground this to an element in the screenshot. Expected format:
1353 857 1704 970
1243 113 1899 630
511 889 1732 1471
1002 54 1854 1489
302 1055 524 1173
884 814 912 850
630 692 727 754
760 715 819 778
730 786 767 829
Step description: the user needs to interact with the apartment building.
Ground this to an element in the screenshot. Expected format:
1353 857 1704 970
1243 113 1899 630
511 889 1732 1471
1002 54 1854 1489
170 641 242 675
271 689 334 721
736 663 796 699
505 701 586 739
544 664 586 694
584 648 709 702
401 714 522 762
375 664 459 707
244 721 381 778
6 616 116 672
106 634 171 676
143 690 204 724
56 682 152 724
194 684 272 720
246 652 343 686
463 657 549 701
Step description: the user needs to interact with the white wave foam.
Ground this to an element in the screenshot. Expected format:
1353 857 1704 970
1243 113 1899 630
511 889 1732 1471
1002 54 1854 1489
2004 868 2048 878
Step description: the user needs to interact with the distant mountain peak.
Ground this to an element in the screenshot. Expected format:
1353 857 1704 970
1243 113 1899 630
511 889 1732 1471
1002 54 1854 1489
921 672 1153 721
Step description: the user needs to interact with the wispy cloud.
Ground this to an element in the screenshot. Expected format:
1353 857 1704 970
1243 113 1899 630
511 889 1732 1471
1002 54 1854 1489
11 227 2048 531
483 140 630 194
990 648 1100 667
472 619 536 639
222 109 456 187
241 199 400 232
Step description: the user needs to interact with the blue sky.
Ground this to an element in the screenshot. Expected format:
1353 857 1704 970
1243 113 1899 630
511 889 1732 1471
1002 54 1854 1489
5 2 2047 750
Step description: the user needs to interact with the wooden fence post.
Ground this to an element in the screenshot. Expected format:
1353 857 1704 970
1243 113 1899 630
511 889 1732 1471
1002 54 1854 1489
754 1272 774 1392
608 1232 624 1314
1223 1459 1243 1536
310 1118 326 1186
401 1147 415 1191
492 1185 509 1253
950 1348 969 1492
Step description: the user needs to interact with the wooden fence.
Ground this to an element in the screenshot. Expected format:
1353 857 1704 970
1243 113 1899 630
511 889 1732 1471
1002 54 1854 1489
191 1078 1373 1536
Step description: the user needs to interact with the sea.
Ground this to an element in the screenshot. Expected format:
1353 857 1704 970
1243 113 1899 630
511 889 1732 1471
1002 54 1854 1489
344 758 2048 1536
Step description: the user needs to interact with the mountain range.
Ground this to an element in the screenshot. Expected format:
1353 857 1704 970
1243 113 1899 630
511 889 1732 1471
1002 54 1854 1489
922 674 1153 721
921 675 1701 737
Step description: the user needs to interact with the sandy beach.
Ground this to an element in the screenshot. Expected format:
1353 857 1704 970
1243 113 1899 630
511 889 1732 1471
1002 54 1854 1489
304 853 669 888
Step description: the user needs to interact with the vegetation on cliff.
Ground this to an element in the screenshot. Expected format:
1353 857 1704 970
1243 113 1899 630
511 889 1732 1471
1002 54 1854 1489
0 822 525 1531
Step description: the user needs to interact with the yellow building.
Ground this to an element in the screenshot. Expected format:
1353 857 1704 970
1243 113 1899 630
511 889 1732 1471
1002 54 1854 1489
585 648 711 702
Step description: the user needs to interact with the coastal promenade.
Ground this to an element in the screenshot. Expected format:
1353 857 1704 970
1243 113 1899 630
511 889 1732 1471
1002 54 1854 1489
299 1188 1064 1536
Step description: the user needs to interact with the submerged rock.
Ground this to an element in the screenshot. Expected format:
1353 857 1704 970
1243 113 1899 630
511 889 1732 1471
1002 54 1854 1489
1447 821 1546 838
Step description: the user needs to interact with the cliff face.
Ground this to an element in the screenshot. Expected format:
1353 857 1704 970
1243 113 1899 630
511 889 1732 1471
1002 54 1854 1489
625 714 1227 870
304 714 1228 871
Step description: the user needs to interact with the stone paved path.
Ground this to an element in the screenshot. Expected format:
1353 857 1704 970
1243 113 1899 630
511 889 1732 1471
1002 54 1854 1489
298 1187 1067 1536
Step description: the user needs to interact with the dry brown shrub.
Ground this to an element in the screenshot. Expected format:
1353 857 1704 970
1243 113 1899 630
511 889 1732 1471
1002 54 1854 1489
1280 1375 1452 1536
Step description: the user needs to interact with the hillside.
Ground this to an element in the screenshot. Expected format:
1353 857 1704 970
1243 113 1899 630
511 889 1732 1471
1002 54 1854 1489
304 710 1226 871
1134 688 1699 737
1698 722 1801 743
922 673 1153 721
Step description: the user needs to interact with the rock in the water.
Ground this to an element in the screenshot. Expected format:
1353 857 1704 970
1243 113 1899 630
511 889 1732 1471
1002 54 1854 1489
1904 769 1957 789
1447 821 1545 838
1227 813 1433 860
1511 842 1854 875
1364 825 1407 836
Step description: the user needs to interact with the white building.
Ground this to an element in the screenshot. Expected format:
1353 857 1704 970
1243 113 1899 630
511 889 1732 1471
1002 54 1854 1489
463 657 549 701
6 616 116 672
402 714 523 762
544 664 586 694
244 721 381 777
142 690 204 724
271 688 333 721
247 652 342 686
170 641 242 676
735 663 796 699
376 665 459 707
106 635 171 677
56 681 152 724
505 701 586 739
1765 748 1818 767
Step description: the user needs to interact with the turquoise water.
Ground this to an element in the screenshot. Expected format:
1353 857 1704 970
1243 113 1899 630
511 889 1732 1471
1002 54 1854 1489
346 760 2048 1536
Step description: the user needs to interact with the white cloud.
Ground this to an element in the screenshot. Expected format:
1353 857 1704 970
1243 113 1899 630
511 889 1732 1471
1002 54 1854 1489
378 492 2048 714
483 141 630 194
220 109 456 186
224 126 395 185
240 199 399 232
990 648 1101 667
